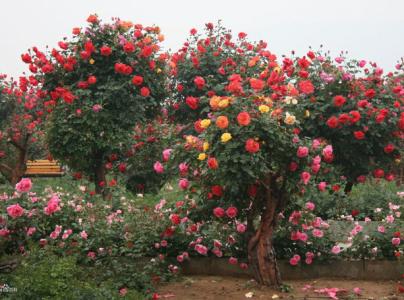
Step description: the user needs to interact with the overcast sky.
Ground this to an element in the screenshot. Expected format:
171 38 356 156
1 0 403 78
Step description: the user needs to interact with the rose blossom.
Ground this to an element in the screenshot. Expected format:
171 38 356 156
305 202 315 211
312 229 324 238
392 238 401 246
178 178 189 190
236 223 246 233
331 245 341 254
153 161 164 174
297 146 309 158
7 204 24 219
15 178 32 193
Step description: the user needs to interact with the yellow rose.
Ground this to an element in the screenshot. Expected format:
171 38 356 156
305 110 310 118
221 133 232 143
89 58 95 65
156 68 162 74
218 99 229 109
284 112 296 125
259 105 270 113
200 119 211 128
198 153 207 160
203 142 209 151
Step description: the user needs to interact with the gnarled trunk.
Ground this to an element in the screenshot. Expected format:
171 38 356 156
248 175 282 288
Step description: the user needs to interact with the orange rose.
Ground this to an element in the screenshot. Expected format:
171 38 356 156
207 157 219 169
216 116 229 129
210 96 221 110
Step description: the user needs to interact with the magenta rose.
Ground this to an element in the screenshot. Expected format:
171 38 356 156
15 178 32 193
7 204 24 219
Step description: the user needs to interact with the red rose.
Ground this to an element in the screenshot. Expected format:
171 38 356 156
170 214 181 225
87 76 97 85
351 209 360 217
207 157 219 169
141 46 153 57
226 206 238 218
298 80 314 94
211 185 223 197
21 53 32 64
349 111 361 123
194 76 206 89
326 116 339 128
237 112 251 126
140 87 150 97
213 207 225 218
100 45 112 56
118 163 127 173
132 75 144 86
384 144 395 154
194 119 204 133
333 95 346 107
186 96 199 110
123 42 135 53
249 78 265 91
245 139 260 153
364 89 375 98
373 168 384 178
72 27 81 35
87 14 98 23
353 131 365 140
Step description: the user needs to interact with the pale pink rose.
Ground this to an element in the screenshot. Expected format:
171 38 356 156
301 172 311 185
229 257 238 265
312 155 321 165
335 57 344 63
305 202 315 211
153 161 164 174
292 137 300 143
162 149 172 162
160 240 168 247
7 204 24 219
318 181 327 192
364 217 371 222
298 231 308 242
392 237 401 246
80 231 88 239
358 60 366 68
312 139 321 149
15 178 32 193
305 258 313 264
236 223 246 233
297 146 309 158
331 245 341 254
227 235 236 244
178 178 189 190
50 231 59 239
353 287 362 295
87 251 96 259
313 217 322 228
386 215 395 223
312 229 324 238
305 252 314 259
322 145 333 160
154 199 166 211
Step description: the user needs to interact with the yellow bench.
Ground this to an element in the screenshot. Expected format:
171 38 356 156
25 160 64 177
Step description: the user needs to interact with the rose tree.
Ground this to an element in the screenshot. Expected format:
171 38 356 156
23 15 168 193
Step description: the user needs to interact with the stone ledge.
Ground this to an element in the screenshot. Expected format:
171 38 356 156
182 258 403 280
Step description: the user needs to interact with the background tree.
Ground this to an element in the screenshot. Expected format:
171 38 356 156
0 75 47 185
23 15 168 194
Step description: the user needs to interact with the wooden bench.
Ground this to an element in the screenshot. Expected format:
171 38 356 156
24 160 64 177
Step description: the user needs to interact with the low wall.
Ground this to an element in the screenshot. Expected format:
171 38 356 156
182 258 402 280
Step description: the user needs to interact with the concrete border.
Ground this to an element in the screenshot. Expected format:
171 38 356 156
181 258 403 280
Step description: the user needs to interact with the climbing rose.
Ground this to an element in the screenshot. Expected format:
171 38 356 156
333 95 346 107
297 146 309 158
213 207 225 218
194 76 205 89
298 80 314 94
15 178 32 193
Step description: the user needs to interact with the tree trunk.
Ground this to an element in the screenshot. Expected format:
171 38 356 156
344 181 354 194
94 162 106 195
248 176 282 288
10 145 28 185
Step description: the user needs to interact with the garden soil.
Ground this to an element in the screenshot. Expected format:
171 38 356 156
158 275 403 299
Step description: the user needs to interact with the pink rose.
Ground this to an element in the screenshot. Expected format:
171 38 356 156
213 207 225 218
312 229 324 238
318 182 327 192
297 146 309 158
236 223 246 233
305 202 315 211
162 149 172 162
178 178 189 190
178 163 188 174
212 247 223 257
377 225 385 233
177 255 184 263
7 204 24 219
228 257 238 265
226 206 238 218
331 245 341 254
392 237 401 246
301 172 311 185
194 244 208 255
153 161 164 174
15 178 32 193
27 227 36 236
298 231 308 242
80 231 88 239
92 104 102 112
289 254 301 266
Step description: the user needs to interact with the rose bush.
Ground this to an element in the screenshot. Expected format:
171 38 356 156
23 15 168 194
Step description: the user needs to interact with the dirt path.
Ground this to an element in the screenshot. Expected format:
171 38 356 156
157 275 403 299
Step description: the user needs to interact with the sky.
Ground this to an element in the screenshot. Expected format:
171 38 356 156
1 0 403 78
